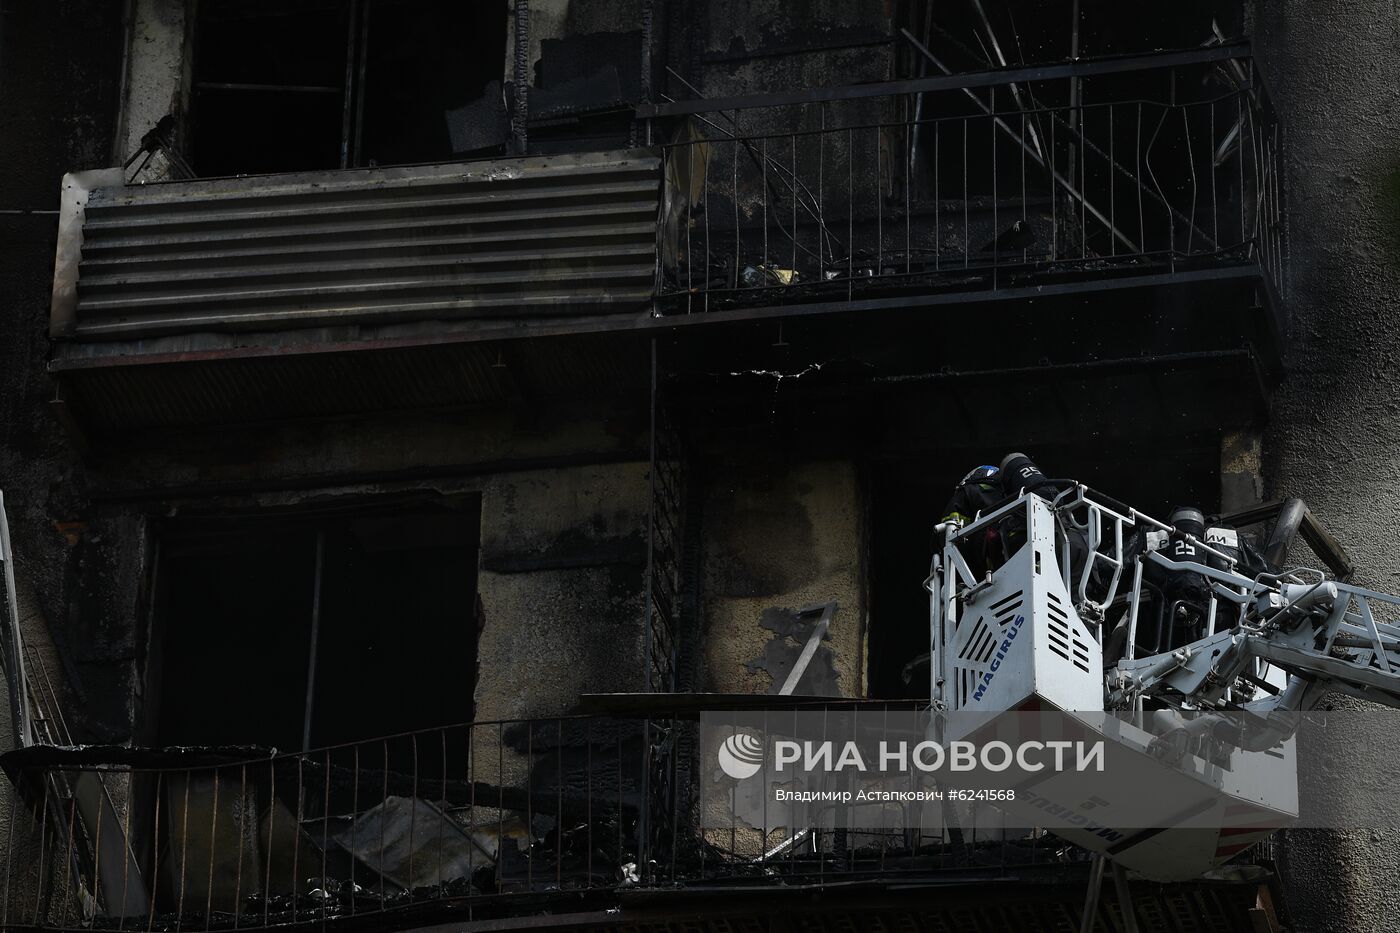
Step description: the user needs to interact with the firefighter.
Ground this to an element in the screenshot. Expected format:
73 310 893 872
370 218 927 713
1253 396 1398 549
940 463 1002 528
1155 506 1215 650
997 451 1058 500
939 452 1062 574
938 452 1058 531
1106 505 1218 658
938 464 1004 578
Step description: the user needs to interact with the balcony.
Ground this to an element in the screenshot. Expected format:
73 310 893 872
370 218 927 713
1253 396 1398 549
650 43 1283 321
46 150 660 437
51 152 658 342
0 708 1277 933
45 45 1283 438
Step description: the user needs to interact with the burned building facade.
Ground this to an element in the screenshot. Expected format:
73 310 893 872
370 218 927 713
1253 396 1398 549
0 1 1393 931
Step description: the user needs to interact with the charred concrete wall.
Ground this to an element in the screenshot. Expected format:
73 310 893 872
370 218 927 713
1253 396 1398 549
509 0 644 99
116 0 188 161
691 0 892 95
700 459 865 697
1252 4 1400 931
476 461 650 720
0 0 126 910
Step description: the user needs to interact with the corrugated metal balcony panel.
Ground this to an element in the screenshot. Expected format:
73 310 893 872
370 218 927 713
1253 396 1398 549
56 150 660 340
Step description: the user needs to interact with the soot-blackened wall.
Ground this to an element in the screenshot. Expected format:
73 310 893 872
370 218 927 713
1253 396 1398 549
1253 4 1400 931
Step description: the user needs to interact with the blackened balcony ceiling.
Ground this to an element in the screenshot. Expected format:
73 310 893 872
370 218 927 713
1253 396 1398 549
53 331 648 439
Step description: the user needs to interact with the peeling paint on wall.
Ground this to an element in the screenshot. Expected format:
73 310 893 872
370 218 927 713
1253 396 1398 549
744 604 841 695
702 460 863 697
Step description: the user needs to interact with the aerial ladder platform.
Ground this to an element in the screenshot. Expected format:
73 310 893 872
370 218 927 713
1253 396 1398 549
929 476 1400 881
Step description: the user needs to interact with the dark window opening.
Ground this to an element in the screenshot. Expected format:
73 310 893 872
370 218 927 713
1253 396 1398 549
358 0 510 166
867 446 1219 699
155 525 317 750
190 0 508 177
153 496 482 753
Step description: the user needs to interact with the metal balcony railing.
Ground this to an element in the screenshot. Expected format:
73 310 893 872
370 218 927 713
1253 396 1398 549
0 706 1107 932
653 45 1283 315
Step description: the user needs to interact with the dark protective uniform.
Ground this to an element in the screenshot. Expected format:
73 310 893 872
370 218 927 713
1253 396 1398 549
939 454 1067 576
998 451 1058 500
938 464 1004 579
940 464 1003 527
